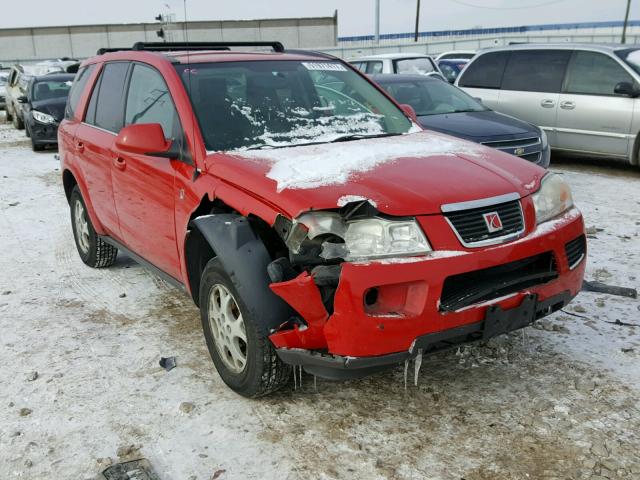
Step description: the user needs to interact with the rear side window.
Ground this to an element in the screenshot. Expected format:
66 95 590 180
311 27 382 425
458 51 509 89
66 65 95 119
366 61 383 74
394 57 435 74
502 50 571 93
125 64 179 138
85 62 129 133
565 51 634 96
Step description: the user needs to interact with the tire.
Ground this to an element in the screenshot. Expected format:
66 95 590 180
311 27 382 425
25 123 31 138
5 107 12 123
69 185 118 268
12 112 24 130
199 258 291 397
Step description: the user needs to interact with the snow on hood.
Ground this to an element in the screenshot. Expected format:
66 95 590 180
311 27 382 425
238 131 486 192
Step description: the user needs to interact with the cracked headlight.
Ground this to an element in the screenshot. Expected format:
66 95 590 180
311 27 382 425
32 110 56 124
344 218 431 260
532 173 573 224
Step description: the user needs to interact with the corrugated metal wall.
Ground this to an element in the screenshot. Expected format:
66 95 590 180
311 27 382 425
0 15 338 63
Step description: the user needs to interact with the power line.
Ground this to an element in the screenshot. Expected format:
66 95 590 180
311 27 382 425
449 0 570 10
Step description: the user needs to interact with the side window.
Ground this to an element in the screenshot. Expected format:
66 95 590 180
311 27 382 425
458 51 509 89
86 62 129 132
125 64 179 138
394 58 435 74
565 51 634 96
351 62 366 72
366 61 383 74
65 64 95 120
502 50 571 93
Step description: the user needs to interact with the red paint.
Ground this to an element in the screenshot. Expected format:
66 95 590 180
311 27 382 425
58 49 586 361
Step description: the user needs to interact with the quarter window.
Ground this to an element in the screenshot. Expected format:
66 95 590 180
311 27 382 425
85 62 129 132
125 64 179 138
65 65 95 119
458 51 509 89
502 50 571 93
366 61 384 74
565 51 634 96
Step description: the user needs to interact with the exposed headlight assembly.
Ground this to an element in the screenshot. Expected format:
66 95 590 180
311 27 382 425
532 173 573 224
32 110 56 124
293 212 431 261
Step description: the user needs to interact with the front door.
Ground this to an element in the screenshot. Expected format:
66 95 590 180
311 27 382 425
556 50 635 157
111 63 182 279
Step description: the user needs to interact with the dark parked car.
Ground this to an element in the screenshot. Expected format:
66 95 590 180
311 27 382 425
436 58 469 83
22 73 74 151
372 74 550 167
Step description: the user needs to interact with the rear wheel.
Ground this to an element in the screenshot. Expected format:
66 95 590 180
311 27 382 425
5 107 12 123
69 186 118 268
199 258 291 397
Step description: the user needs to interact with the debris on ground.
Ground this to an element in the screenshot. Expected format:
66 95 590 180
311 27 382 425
211 469 226 479
159 356 177 372
26 371 38 382
179 401 195 414
19 408 32 417
100 459 160 480
582 280 638 298
115 444 142 459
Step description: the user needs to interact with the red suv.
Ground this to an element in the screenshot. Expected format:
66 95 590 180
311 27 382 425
59 42 586 397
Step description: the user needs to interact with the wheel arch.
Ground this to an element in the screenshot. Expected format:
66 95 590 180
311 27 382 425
62 167 106 234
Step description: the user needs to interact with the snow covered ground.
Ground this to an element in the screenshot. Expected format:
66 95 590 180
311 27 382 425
0 112 638 480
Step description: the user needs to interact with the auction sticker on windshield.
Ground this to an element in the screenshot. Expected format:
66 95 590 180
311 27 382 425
302 62 348 71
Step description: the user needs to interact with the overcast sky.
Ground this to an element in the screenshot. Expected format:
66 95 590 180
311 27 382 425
0 0 636 36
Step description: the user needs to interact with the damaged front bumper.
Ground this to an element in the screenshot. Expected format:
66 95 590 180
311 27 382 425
270 208 586 379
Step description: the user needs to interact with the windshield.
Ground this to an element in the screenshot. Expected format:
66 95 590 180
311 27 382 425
32 79 73 101
379 78 486 116
175 60 413 151
615 48 640 75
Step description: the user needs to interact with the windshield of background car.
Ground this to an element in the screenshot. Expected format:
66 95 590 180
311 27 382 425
380 78 486 116
394 57 436 74
175 60 413 151
615 48 640 75
32 79 73 101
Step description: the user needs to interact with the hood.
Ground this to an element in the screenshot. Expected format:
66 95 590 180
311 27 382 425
418 110 538 141
31 97 67 122
205 131 545 219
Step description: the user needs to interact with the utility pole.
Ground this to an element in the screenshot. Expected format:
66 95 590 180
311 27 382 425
375 0 380 44
414 0 421 42
622 0 632 44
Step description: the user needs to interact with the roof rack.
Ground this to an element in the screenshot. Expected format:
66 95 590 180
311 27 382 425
131 41 285 53
285 49 338 60
96 47 132 55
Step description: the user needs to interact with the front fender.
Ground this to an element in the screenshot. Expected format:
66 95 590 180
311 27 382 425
191 214 293 334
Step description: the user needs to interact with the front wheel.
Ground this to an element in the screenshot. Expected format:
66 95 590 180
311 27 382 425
12 112 24 130
199 258 291 397
69 186 118 268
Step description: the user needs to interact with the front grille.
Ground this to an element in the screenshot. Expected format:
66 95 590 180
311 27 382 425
481 136 539 149
444 199 524 246
440 251 558 312
482 136 542 164
565 235 586 269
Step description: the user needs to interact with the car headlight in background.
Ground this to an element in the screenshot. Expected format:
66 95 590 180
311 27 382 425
32 110 56 124
344 218 431 260
532 173 573 224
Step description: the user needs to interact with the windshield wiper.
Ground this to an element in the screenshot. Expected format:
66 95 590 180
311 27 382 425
328 132 403 143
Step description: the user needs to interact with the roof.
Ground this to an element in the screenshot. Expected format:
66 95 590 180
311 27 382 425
478 42 634 54
348 53 431 61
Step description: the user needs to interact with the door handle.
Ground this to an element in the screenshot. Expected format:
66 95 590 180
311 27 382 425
75 141 84 153
113 156 126 171
560 101 576 110
540 99 556 108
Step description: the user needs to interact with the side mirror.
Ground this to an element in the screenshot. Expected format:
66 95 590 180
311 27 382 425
17 95 27 104
614 81 639 97
115 123 171 156
400 104 418 123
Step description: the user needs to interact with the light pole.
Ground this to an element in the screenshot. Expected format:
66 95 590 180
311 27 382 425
622 0 632 44
375 0 380 44
414 0 421 42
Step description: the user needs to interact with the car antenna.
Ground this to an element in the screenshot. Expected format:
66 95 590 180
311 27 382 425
183 0 200 182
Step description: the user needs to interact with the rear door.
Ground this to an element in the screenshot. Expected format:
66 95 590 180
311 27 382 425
110 63 182 278
75 61 130 238
556 50 635 157
457 50 509 111
497 49 571 146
